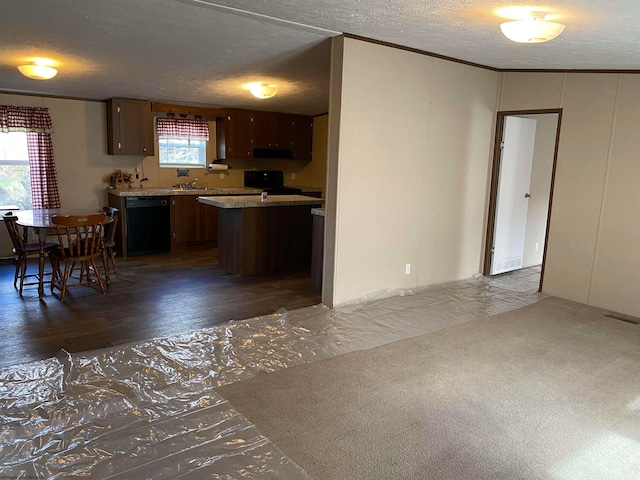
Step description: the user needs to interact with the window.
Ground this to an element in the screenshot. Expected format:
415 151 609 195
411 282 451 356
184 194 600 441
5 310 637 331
158 137 206 167
157 117 210 168
0 131 32 209
0 105 60 209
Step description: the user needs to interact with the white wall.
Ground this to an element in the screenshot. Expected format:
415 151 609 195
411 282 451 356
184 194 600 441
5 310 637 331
522 113 557 268
500 73 640 317
324 37 498 306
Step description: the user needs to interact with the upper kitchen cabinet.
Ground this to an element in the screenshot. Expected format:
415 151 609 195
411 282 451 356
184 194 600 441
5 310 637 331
216 109 255 160
216 108 313 161
253 111 293 152
107 99 154 156
291 115 313 160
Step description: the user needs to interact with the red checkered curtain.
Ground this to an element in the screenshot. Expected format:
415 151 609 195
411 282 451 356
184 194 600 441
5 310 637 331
156 116 209 140
0 105 60 208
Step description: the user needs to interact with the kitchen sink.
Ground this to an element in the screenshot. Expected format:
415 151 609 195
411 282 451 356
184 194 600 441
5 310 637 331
155 186 224 192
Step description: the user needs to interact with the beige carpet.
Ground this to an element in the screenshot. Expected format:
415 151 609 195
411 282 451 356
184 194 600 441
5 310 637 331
216 297 640 479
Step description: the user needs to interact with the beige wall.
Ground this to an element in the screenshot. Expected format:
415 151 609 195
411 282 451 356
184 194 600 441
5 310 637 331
324 37 498 306
295 114 327 194
500 73 640 317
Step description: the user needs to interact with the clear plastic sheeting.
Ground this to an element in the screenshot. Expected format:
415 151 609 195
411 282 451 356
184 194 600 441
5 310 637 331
1 268 543 478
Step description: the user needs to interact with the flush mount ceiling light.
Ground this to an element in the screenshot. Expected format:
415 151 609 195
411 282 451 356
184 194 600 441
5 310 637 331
500 11 565 43
248 82 278 99
18 61 58 80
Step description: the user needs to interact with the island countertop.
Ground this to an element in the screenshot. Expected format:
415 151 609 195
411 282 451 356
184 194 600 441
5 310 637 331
198 194 324 209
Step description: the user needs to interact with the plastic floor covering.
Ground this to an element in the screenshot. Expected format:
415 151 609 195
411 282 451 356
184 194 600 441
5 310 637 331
0 267 544 478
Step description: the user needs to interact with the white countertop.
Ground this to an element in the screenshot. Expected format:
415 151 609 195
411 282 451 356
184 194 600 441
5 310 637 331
198 195 324 209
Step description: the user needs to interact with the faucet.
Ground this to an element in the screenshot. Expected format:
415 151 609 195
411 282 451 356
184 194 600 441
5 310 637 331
172 178 199 189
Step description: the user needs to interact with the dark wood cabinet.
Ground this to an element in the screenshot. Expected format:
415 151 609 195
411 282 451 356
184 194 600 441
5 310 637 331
311 213 324 292
216 109 313 160
171 196 218 245
200 201 218 242
253 111 294 150
218 205 319 276
291 115 313 160
216 109 255 160
106 99 154 156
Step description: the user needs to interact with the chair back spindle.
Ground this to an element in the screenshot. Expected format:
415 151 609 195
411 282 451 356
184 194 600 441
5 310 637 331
53 214 105 258
50 213 107 301
3 212 59 296
3 214 25 255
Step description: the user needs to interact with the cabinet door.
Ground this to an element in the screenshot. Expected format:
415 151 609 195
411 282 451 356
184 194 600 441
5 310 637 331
291 115 313 160
173 196 219 245
200 202 218 243
217 110 254 159
172 196 199 245
273 113 294 149
253 111 295 151
107 99 154 156
252 110 271 150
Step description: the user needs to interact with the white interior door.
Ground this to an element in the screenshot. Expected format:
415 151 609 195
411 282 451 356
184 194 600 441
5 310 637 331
491 116 537 275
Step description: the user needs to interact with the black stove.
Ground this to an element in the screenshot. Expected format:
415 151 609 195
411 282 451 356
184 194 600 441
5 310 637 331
244 170 302 195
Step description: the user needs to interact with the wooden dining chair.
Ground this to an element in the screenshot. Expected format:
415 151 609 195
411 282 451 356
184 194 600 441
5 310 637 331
102 206 120 279
3 213 59 296
49 213 107 301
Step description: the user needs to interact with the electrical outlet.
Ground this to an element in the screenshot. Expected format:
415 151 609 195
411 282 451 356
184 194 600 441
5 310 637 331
291 172 296 180
220 172 225 179
534 242 539 252
405 263 411 275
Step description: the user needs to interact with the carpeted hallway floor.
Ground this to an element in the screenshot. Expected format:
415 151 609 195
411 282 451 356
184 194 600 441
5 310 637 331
217 297 640 479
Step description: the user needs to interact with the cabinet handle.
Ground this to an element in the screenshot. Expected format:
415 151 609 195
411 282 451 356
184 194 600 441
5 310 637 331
143 147 147 152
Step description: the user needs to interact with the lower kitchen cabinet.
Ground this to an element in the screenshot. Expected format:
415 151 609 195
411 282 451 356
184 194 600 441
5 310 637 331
172 196 218 246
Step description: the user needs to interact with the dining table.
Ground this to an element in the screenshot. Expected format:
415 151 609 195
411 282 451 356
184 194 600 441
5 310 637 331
15 209 113 299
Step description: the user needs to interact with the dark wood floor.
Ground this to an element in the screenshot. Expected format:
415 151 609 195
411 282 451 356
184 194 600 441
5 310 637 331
0 245 321 368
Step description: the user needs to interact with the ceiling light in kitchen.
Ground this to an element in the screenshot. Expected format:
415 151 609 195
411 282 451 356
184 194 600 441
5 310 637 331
18 59 58 80
248 82 278 99
500 11 565 43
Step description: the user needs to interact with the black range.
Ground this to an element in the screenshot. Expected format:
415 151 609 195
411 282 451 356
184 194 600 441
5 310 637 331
244 170 302 195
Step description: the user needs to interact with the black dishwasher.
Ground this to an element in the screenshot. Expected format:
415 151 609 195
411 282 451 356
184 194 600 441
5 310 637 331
125 196 171 256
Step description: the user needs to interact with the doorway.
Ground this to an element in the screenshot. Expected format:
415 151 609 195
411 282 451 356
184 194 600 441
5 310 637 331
483 109 562 291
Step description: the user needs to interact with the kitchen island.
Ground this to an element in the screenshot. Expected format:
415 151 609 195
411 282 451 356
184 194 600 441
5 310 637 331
198 195 324 276
108 186 323 257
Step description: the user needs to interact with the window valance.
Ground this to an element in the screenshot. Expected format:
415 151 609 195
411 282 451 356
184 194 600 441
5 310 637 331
156 117 209 141
0 105 53 133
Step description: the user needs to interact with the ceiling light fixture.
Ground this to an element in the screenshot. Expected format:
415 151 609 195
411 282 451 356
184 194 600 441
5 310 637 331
500 11 565 43
248 82 278 99
18 62 58 80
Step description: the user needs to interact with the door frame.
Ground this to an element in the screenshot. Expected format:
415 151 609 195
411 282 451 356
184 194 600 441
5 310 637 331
483 108 563 291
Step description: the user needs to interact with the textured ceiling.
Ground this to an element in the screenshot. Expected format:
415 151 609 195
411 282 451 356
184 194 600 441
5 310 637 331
1 0 639 115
